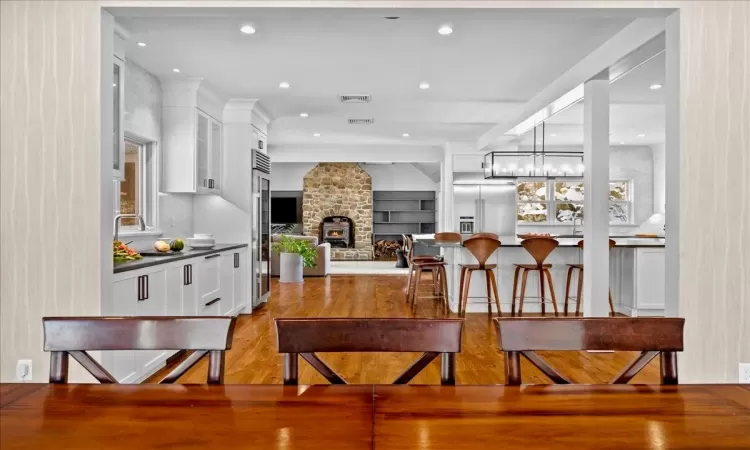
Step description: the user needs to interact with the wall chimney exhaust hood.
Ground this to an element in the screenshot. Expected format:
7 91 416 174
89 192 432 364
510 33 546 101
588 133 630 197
484 123 584 180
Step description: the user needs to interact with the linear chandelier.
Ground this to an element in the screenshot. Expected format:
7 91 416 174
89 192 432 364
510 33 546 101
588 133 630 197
484 123 584 179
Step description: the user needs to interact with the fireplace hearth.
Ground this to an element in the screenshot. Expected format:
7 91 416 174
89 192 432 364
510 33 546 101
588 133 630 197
320 216 354 248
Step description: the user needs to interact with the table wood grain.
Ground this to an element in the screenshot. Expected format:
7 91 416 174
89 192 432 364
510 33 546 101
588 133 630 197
374 385 750 449
0 384 374 449
2 384 749 449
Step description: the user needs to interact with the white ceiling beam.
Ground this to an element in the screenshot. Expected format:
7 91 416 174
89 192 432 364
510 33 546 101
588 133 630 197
477 17 666 150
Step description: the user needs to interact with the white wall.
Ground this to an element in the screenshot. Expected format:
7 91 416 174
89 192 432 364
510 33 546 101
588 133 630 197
271 162 316 191
124 58 193 243
1 0 102 382
651 142 666 213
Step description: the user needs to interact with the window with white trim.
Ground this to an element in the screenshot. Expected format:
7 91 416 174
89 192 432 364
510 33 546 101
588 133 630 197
517 180 633 225
114 137 157 231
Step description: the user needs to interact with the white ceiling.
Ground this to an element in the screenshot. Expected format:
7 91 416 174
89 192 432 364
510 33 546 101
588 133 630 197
515 51 666 147
112 8 654 149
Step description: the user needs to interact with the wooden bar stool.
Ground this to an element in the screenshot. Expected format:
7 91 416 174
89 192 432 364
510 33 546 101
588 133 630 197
564 239 617 316
408 259 449 314
458 235 502 317
403 234 441 302
511 237 559 316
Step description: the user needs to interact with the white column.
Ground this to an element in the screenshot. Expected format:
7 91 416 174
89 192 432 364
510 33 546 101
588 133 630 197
664 12 680 318
440 145 454 232
582 74 611 317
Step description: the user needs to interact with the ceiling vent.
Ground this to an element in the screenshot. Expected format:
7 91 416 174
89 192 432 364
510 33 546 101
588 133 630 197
340 94 371 103
348 118 375 125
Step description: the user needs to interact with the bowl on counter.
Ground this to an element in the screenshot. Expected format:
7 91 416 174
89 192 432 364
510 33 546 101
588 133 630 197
186 237 216 249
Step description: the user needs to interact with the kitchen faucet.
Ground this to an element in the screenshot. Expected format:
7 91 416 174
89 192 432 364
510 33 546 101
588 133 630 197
113 214 145 241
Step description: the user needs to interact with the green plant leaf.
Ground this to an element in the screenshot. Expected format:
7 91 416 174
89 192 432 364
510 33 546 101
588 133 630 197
272 235 318 268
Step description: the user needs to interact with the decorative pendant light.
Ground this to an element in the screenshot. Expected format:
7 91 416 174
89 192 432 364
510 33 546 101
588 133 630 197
483 122 584 179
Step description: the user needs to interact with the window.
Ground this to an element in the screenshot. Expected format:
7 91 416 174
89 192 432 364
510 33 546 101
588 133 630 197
114 137 156 230
516 181 547 223
517 180 632 225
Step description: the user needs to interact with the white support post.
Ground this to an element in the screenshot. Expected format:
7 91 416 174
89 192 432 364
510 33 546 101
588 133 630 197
441 146 454 233
582 73 610 318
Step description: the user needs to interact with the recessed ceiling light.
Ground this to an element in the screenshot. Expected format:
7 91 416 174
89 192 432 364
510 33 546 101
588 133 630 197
313 133 320 137
637 133 646 138
419 82 430 90
402 133 410 138
279 82 290 89
300 113 309 118
112 83 117 87
136 42 147 47
172 68 180 73
240 25 256 34
650 84 663 90
550 133 557 137
438 25 453 35
619 141 626 145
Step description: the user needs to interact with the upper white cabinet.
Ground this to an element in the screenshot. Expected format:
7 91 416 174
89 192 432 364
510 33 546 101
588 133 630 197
161 78 225 194
112 56 125 180
221 100 270 213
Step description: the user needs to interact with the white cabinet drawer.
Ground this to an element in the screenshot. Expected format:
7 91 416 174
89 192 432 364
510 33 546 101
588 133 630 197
197 254 222 306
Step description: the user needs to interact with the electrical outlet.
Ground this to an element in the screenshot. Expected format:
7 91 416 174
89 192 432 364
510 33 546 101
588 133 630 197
15 359 32 381
740 363 750 384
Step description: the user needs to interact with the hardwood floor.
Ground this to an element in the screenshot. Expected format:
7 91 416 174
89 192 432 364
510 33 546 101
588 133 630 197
150 275 659 385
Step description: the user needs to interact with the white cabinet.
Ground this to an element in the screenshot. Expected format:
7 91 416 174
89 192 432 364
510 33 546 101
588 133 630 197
197 253 222 307
112 57 125 180
135 269 168 376
196 109 222 193
161 79 224 194
220 252 235 315
106 247 248 383
107 278 137 383
611 247 665 317
180 262 198 316
234 249 248 314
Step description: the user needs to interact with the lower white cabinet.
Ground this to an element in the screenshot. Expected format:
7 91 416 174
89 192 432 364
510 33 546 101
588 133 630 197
106 247 248 383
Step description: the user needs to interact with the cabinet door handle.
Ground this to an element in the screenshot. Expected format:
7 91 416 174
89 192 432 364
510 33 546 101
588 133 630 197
205 297 221 306
184 264 193 286
204 253 220 260
234 252 240 268
137 275 149 301
189 264 193 285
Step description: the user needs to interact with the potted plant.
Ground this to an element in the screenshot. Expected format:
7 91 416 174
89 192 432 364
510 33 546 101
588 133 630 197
272 235 317 283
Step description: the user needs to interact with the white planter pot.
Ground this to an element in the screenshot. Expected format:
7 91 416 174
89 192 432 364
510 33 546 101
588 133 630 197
279 252 304 283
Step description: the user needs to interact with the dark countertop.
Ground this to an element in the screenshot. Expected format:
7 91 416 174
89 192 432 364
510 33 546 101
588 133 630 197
417 236 665 249
114 244 248 274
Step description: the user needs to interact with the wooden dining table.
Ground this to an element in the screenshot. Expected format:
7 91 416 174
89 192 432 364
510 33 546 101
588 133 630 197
2 383 749 449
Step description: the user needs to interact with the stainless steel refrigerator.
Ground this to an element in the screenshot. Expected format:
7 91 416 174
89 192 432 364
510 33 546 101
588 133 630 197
453 183 516 237
251 150 271 307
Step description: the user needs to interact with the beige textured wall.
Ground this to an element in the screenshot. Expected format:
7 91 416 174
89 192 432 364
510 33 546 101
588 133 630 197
677 1 750 383
0 0 102 382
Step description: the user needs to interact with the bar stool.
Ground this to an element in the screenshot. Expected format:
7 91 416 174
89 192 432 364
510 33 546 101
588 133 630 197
431 232 462 299
512 237 559 316
564 239 617 316
458 235 502 317
403 234 440 302
408 259 449 314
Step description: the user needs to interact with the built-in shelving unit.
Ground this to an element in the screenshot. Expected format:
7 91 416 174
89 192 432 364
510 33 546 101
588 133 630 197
372 191 436 242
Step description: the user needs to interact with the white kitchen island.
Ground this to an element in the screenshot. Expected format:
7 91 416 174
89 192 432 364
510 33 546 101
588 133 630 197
414 236 666 317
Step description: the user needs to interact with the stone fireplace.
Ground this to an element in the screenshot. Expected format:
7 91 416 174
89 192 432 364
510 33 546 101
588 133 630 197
303 163 373 260
321 216 354 248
